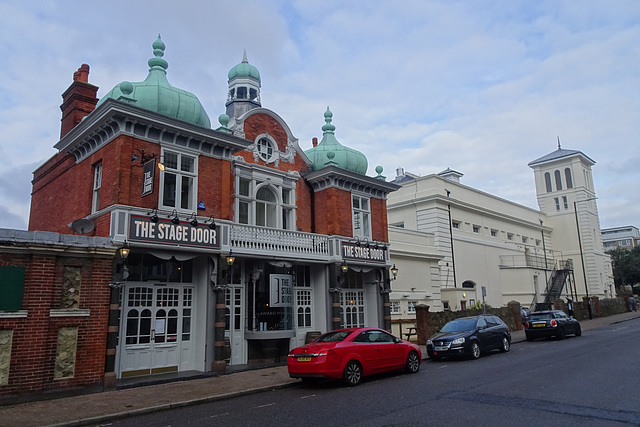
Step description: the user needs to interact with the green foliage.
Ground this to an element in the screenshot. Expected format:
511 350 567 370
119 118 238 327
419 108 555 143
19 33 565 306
608 246 640 292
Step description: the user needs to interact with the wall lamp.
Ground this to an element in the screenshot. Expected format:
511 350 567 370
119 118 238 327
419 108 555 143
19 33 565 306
148 208 159 223
390 264 399 280
119 241 130 260
340 261 349 274
226 252 236 266
188 212 198 227
207 216 217 230
168 209 180 225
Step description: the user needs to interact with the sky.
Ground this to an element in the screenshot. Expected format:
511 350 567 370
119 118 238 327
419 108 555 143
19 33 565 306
0 0 638 231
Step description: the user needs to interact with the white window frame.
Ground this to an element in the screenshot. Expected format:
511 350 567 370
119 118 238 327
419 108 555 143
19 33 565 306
254 133 278 164
234 168 297 230
159 149 198 212
92 161 102 213
390 301 401 314
407 301 416 314
352 194 371 238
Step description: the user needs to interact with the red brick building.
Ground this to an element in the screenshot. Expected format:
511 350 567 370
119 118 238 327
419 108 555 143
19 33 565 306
25 36 399 381
0 229 116 403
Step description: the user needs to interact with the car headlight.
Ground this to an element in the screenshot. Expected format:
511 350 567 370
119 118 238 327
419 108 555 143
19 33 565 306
426 339 433 346
451 337 465 345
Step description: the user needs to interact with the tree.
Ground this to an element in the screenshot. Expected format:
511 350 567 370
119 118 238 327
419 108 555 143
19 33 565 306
608 246 640 293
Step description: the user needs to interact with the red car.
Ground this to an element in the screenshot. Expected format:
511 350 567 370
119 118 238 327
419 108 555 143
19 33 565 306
287 327 421 386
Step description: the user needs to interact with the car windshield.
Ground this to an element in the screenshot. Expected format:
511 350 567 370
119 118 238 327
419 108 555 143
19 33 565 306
315 330 353 342
530 313 552 320
440 318 477 332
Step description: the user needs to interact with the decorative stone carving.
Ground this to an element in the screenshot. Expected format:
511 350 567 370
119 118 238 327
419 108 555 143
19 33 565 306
54 327 78 379
0 329 12 385
61 266 82 309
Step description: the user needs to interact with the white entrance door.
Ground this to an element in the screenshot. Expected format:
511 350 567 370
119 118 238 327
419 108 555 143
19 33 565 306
293 288 314 347
119 284 193 377
225 286 245 365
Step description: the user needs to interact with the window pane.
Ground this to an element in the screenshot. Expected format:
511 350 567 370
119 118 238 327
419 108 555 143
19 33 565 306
239 178 250 196
180 176 193 210
164 152 178 170
256 202 266 226
181 156 195 173
239 201 249 224
266 203 276 228
257 187 276 202
163 172 177 207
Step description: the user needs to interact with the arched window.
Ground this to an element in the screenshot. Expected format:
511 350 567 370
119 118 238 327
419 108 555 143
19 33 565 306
256 186 277 228
544 172 552 193
554 170 563 190
565 168 573 188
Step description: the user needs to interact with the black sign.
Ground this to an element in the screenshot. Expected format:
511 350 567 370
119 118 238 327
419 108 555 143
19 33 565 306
341 242 386 263
142 161 155 197
129 215 219 248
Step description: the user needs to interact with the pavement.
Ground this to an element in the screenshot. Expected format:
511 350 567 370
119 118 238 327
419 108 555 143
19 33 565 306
1 310 639 427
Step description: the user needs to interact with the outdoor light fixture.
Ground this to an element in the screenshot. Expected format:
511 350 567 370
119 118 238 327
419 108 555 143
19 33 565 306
340 261 349 274
148 208 159 223
390 264 398 280
157 155 165 171
207 216 217 230
188 212 198 227
226 252 235 266
131 149 157 166
119 242 130 260
168 209 180 225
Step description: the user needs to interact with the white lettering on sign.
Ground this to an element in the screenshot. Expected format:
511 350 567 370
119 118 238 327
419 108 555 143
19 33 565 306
341 242 385 262
129 215 219 248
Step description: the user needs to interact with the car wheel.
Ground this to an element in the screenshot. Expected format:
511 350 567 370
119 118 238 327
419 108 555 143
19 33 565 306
470 341 481 359
575 324 582 336
405 351 420 373
499 336 510 352
556 327 566 340
343 360 362 386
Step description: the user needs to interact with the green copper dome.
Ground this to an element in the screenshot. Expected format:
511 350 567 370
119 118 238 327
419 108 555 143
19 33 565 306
97 35 211 128
305 107 368 174
228 50 261 81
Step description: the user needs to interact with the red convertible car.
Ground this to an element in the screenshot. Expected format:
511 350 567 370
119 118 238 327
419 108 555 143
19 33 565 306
288 327 421 386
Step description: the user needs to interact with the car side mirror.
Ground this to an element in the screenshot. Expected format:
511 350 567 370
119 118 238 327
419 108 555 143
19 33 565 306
395 337 402 344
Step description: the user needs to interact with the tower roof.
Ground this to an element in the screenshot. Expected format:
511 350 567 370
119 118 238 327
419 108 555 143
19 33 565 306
97 35 211 128
528 147 595 167
228 50 261 81
305 107 368 175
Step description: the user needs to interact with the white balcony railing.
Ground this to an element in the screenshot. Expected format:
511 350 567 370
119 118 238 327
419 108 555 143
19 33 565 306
229 224 332 259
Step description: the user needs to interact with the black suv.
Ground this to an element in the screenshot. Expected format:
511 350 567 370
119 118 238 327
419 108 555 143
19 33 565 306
426 314 511 360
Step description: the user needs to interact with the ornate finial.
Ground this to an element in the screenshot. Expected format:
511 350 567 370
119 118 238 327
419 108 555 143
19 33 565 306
557 136 561 149
148 35 168 70
322 106 335 133
242 49 248 63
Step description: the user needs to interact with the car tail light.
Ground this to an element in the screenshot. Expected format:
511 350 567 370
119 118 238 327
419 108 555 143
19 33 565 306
525 322 530 328
313 348 335 357
550 320 557 327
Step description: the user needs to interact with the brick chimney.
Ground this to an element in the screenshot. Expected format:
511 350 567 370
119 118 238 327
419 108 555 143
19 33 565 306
312 137 318 147
60 64 99 139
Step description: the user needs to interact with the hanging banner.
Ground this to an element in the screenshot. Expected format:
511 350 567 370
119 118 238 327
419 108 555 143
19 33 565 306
128 215 219 248
270 274 293 307
141 161 155 197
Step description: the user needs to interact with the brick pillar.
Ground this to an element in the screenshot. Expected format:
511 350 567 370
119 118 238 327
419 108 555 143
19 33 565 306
212 257 227 375
508 301 523 330
415 304 430 345
103 283 121 390
330 264 342 330
382 268 391 332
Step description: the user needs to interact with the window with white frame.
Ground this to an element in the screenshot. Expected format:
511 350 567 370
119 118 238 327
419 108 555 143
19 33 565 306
562 196 569 210
452 221 460 229
92 161 102 213
407 301 416 314
352 194 371 238
160 150 197 211
491 229 498 237
554 197 560 211
390 301 401 314
235 171 297 229
473 225 480 233
256 136 276 163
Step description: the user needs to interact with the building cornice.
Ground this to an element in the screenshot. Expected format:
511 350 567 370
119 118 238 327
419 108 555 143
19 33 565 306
303 165 400 199
54 99 251 163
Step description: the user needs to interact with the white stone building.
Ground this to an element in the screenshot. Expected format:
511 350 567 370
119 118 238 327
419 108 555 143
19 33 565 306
386 145 614 318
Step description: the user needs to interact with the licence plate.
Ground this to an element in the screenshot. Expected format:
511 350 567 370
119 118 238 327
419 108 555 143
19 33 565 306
297 356 312 362
533 323 546 327
435 346 449 351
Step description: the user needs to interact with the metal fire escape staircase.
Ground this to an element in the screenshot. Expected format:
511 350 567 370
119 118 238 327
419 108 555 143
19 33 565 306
535 260 573 311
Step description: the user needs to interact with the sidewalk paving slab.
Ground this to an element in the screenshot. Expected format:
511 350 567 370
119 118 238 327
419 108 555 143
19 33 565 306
1 310 638 427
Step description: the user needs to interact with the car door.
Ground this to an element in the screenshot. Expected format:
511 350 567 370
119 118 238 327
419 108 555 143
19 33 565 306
476 317 492 350
369 330 404 370
352 330 378 372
